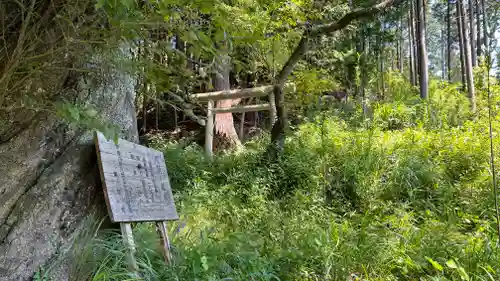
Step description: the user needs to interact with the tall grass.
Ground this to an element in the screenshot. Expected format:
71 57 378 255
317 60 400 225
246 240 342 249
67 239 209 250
46 77 500 281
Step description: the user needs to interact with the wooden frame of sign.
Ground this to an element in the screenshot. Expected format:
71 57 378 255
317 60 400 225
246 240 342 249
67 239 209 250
94 131 179 272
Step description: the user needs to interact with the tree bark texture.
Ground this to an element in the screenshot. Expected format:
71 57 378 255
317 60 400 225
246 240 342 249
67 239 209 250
480 0 487 54
457 1 467 90
398 9 404 73
475 0 481 58
378 20 385 97
213 53 242 150
458 0 476 111
469 0 477 66
441 27 446 80
413 0 422 83
417 0 429 99
408 9 416 86
447 0 452 82
0 46 138 281
409 2 418 86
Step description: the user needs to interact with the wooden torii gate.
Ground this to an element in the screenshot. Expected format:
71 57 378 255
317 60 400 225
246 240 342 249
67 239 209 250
191 85 280 157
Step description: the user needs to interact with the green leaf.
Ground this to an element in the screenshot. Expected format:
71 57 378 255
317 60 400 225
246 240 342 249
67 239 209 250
68 107 80 122
113 132 119 144
458 267 470 281
121 0 134 9
214 30 226 42
479 265 496 281
446 259 458 269
201 256 209 271
196 31 212 46
425 256 443 271
85 108 98 118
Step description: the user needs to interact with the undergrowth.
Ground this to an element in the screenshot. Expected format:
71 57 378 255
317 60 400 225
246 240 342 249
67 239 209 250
61 77 500 281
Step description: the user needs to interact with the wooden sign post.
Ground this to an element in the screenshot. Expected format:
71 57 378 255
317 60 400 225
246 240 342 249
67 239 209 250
94 131 179 272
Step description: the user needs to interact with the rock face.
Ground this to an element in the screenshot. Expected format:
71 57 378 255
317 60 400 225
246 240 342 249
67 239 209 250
0 47 138 281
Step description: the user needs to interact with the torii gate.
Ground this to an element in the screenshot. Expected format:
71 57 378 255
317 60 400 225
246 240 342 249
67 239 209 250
191 84 294 157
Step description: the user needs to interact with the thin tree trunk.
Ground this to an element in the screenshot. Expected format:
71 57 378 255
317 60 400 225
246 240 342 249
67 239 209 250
469 0 477 66
480 0 487 53
239 111 246 140
441 27 446 80
399 9 404 73
360 26 367 116
155 101 159 130
142 95 147 133
417 0 428 99
475 0 481 58
379 20 385 97
355 27 363 97
140 44 148 133
457 1 466 90
447 0 452 81
395 34 399 71
173 103 178 130
410 1 420 85
459 0 476 111
408 9 417 86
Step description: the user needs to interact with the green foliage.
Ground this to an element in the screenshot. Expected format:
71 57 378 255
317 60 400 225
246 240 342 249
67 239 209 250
56 102 120 142
55 78 500 280
367 75 473 131
289 68 338 113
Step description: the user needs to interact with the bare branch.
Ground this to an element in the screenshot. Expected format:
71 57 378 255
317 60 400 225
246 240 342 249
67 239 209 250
168 92 206 126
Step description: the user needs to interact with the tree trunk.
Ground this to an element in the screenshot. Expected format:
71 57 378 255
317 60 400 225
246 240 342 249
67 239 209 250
379 20 385 97
441 27 446 80
412 0 421 84
138 43 148 134
417 0 429 99
469 0 477 66
409 1 419 86
480 0 487 54
447 0 452 82
408 9 417 86
399 9 404 73
475 0 481 58
458 0 476 111
457 1 467 90
0 46 138 281
360 26 368 116
213 52 241 150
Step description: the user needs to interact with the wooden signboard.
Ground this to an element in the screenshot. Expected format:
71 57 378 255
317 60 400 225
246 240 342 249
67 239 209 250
94 131 178 270
94 131 178 222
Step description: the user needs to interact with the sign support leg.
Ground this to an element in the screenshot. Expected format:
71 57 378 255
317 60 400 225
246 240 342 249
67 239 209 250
157 221 172 265
120 223 139 273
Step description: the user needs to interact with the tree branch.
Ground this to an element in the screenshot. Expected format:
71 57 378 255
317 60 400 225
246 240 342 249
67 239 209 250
267 0 402 160
167 92 206 126
275 0 401 86
311 0 400 36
